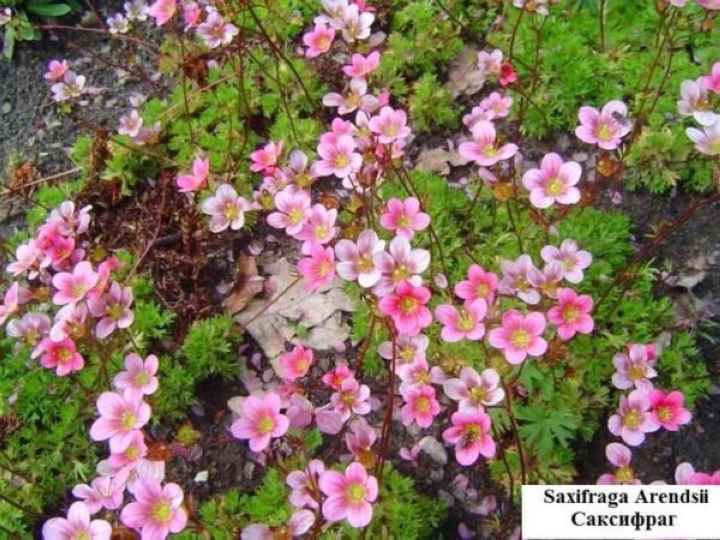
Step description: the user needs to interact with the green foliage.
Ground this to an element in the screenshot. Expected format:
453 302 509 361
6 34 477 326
408 73 459 134
1 0 79 58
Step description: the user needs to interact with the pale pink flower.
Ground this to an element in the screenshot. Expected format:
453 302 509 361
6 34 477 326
287 150 318 187
434 299 487 342
230 392 290 452
608 389 660 446
40 337 85 376
396 357 445 393
303 23 335 58
295 204 338 249
87 281 134 339
48 201 92 236
479 92 513 119
267 186 311 236
343 51 380 78
319 462 378 528
201 184 251 232
344 418 378 461
278 345 314 381
477 49 503 76
335 229 385 287
107 430 148 472
322 362 353 390
242 511 315 539
121 478 187 539
697 0 720 9
114 353 159 398
378 334 428 364
527 262 564 299
90 390 152 453
443 410 496 465
462 106 493 131
49 302 87 342
675 462 695 484
540 239 592 284
611 344 658 390
575 100 631 150
648 390 691 431
379 197 430 240
52 261 99 305
443 367 504 411
6 312 50 353
118 110 144 138
322 78 379 115
703 62 720 93
148 0 176 25
330 377 371 420
459 121 518 166
124 0 149 21
488 310 547 364
338 4 374 42
315 134 363 179
197 11 238 48
686 121 720 156
51 71 87 102
378 281 432 336
182 1 201 29
287 459 325 509
42 502 112 540
498 255 541 304
72 476 125 514
176 156 209 193
547 288 594 340
0 282 31 325
522 153 582 208
455 264 498 306
7 240 42 278
677 78 718 126
107 13 130 34
597 443 640 484
400 384 441 428
369 106 411 144
44 59 70 81
513 0 550 15
298 244 336 291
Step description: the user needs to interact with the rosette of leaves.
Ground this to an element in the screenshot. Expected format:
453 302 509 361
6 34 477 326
1 0 81 59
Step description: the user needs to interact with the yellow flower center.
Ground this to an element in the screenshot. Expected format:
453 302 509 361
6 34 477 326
562 306 579 323
72 284 86 297
57 347 72 363
597 123 613 141
317 261 333 277
288 208 304 225
464 424 482 444
656 406 673 422
121 411 137 430
357 255 374 273
627 363 645 381
224 203 239 221
257 415 275 434
399 296 418 314
470 386 487 403
334 154 350 168
125 446 140 460
386 124 399 137
623 410 642 430
314 225 328 239
415 396 431 413
396 214 411 228
483 144 498 157
475 283 490 299
547 177 564 196
151 501 173 523
341 392 356 406
392 265 410 282
108 302 125 321
346 483 366 504
457 309 475 331
399 346 415 363
510 329 530 348
135 372 150 386
615 465 634 483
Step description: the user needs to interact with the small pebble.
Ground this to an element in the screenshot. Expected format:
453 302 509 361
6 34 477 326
194 470 209 483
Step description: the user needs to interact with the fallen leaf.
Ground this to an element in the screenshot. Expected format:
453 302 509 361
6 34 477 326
447 47 485 97
223 254 265 314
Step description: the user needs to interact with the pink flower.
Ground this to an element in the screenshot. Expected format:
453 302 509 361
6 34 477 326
118 110 143 138
107 430 148 472
335 229 385 287
182 1 201 29
499 62 517 86
287 459 325 509
201 184 251 232
648 390 691 431
52 261 99 305
373 235 430 296
295 204 337 249
176 156 209 193
527 262 564 299
148 0 176 25
72 476 125 514
608 389 660 446
6 240 42 278
230 392 289 452
442 410 496 465
434 299 487 342
45 59 70 81
499 255 541 304
315 134 363 179
319 462 378 528
677 78 718 126
251 141 283 174
120 478 187 539
49 303 88 342
0 281 31 325
298 244 336 291
330 377 371 420
703 62 720 94
575 100 631 150
6 312 50 352
459 121 518 167
322 78 379 115
343 51 380 78
242 511 315 539
400 384 440 428
396 357 445 393
379 197 430 240
477 49 503 76
479 92 513 119
378 281 432 336
303 23 335 58
697 0 720 9
114 353 160 398
90 390 152 453
42 502 112 540
278 345 314 381
688 470 720 484
368 106 411 144
540 239 592 284
338 4 374 42
443 367 504 411
488 310 547 364
197 11 238 49
267 186 311 236
40 337 85 376
322 362 354 390
597 443 640 484
378 334 428 364
522 153 582 208
686 121 720 156
455 264 498 306
611 344 657 390
87 281 134 339
547 288 594 340
344 418 378 461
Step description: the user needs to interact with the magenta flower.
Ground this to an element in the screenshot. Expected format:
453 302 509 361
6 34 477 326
378 334 428 364
148 0 176 25
176 156 209 193
90 390 151 453
335 229 385 288
315 134 363 179
40 337 84 376
42 502 112 540
488 310 547 364
608 389 660 446
303 23 335 58
298 244 336 291
442 410 496 465
230 392 289 452
547 288 594 341
443 367 505 411
379 197 430 240
459 121 518 167
319 462 378 528
343 51 380 78
378 281 432 336
686 122 720 156
72 476 125 514
540 239 592 284
45 59 70 81
369 106 411 144
201 184 251 232
52 261 99 305
648 390 691 431
87 281 134 339
287 459 325 509
575 100 631 150
611 344 657 390
330 377 371 421
250 141 283 174
373 235 430 296
498 255 541 305
113 353 159 399
522 153 582 209
597 443 640 485
295 204 337 249
121 478 187 539
400 384 441 428
703 62 720 93
267 186 311 236
278 345 314 381
434 299 487 342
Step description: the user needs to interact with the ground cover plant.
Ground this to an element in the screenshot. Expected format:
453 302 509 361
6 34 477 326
0 0 719 538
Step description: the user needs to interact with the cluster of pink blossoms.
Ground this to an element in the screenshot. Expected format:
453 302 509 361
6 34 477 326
148 0 238 49
678 60 720 156
44 59 95 103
